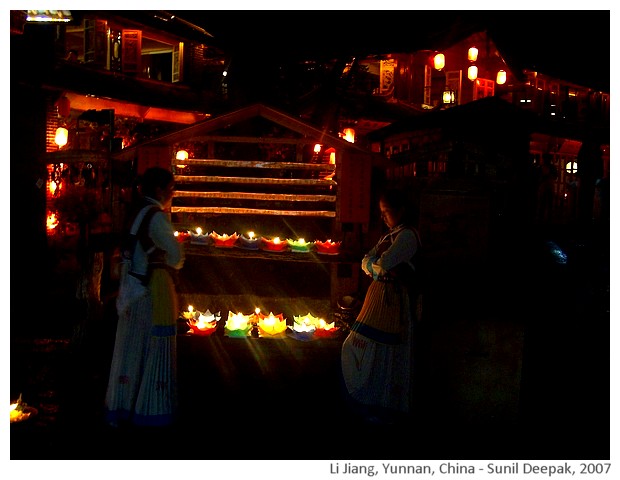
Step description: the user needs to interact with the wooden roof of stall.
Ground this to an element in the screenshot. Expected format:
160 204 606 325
112 102 387 165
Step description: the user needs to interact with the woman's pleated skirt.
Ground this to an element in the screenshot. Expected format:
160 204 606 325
105 268 178 427
341 280 413 414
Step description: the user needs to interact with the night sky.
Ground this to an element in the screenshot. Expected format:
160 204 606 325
171 9 610 92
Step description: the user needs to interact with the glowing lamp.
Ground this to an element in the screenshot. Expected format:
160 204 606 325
238 231 260 250
468 47 478 62
467 65 478 81
210 231 239 248
174 230 190 243
257 311 288 336
433 53 445 71
225 311 253 337
46 212 59 232
342 128 355 143
314 318 340 338
176 149 189 161
261 236 288 252
189 228 212 246
443 89 455 104
287 238 311 253
10 394 36 423
55 127 68 147
314 239 341 255
288 315 317 341
496 70 507 85
187 309 221 336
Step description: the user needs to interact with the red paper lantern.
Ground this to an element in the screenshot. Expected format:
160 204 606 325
56 96 71 117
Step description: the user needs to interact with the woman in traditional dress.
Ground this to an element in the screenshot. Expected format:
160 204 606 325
341 188 422 425
105 167 184 427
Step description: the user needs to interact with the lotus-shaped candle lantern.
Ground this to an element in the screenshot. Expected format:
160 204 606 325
314 239 341 255
224 311 253 337
256 311 287 336
237 231 260 250
286 238 312 253
210 231 239 248
187 309 221 336
288 313 318 341
314 318 340 338
189 227 212 246
174 230 191 243
10 394 36 424
260 236 288 252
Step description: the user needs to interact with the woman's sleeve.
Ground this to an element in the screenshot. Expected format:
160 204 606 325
149 212 185 269
375 229 417 272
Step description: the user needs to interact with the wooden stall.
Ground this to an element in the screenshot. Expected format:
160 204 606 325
112 103 386 314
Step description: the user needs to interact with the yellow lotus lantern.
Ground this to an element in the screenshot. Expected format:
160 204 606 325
257 311 287 336
225 311 253 337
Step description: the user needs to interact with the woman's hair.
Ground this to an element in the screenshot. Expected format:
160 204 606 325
379 188 414 225
139 167 174 198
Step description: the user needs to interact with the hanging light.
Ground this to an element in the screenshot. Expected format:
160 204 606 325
55 127 68 147
433 53 445 71
442 89 454 104
468 47 478 62
467 65 478 81
496 70 507 85
341 128 355 143
176 149 189 161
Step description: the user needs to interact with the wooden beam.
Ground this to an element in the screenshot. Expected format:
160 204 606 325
174 175 337 186
175 158 335 171
171 206 336 217
173 191 336 202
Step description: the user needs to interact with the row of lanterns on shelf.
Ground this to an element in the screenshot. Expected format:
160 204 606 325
433 47 507 84
182 306 340 340
175 229 341 255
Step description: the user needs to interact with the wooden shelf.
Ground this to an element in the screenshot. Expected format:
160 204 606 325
183 243 358 264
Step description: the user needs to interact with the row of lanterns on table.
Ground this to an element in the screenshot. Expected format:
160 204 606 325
182 306 340 340
174 229 341 255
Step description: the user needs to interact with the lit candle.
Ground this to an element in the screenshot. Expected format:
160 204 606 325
288 313 318 341
261 236 288 252
190 227 212 245
287 238 312 253
314 239 341 255
314 317 340 338
238 231 260 250
210 231 239 248
257 311 287 336
174 230 191 243
224 311 253 337
187 309 220 335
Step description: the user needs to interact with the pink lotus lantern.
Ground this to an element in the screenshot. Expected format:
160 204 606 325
286 238 312 253
260 236 288 252
256 311 287 337
210 231 239 248
224 311 253 337
314 239 341 255
187 309 221 336
237 231 260 250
